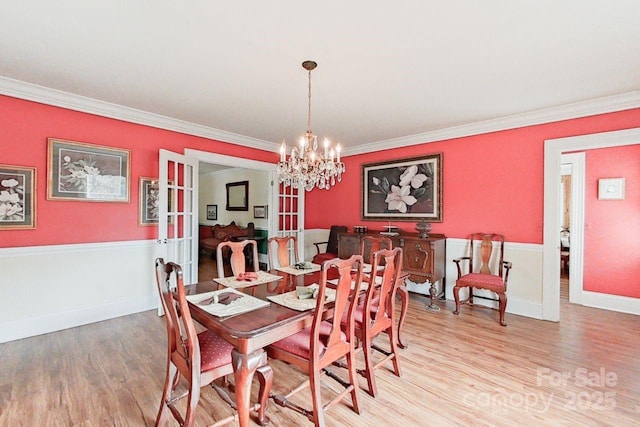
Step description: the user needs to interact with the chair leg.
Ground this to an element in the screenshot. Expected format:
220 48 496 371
453 286 461 315
255 364 273 426
346 349 361 415
498 292 507 326
361 331 377 397
309 369 325 427
155 363 177 426
184 378 201 427
386 326 401 378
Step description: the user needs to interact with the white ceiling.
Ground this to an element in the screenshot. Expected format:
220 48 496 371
1 1 639 155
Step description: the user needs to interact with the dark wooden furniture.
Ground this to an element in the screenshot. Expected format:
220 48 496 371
200 221 255 258
185 273 322 427
349 247 403 397
311 225 348 265
453 233 513 326
338 230 446 311
267 256 364 426
154 259 272 426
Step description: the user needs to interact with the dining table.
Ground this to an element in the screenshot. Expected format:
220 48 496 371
185 271 321 427
185 266 410 426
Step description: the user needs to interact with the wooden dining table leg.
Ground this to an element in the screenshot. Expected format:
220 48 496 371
232 348 269 427
396 284 409 349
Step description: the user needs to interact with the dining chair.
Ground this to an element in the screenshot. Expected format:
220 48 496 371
267 236 299 269
267 236 299 292
346 247 403 397
267 256 364 426
154 258 272 427
311 225 348 265
452 233 513 326
216 240 259 279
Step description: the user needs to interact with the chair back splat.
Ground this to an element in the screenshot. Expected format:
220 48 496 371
216 240 259 278
452 233 512 326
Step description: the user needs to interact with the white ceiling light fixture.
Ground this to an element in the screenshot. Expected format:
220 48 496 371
277 60 345 191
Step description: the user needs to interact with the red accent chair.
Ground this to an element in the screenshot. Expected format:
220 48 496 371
453 233 513 326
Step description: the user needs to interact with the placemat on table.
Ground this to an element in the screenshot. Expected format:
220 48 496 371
267 284 336 311
213 270 282 289
186 288 270 317
276 263 321 276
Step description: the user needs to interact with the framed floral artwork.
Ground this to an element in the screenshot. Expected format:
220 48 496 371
362 153 443 222
139 177 160 225
47 138 130 202
0 164 36 229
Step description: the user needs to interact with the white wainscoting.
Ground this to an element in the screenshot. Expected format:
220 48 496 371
303 230 545 321
0 240 158 343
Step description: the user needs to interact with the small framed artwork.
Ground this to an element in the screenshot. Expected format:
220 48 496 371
207 204 218 221
139 177 159 225
47 138 130 202
0 164 36 229
362 153 443 221
253 205 267 219
598 178 625 200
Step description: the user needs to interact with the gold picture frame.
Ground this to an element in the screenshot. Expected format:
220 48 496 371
47 138 130 202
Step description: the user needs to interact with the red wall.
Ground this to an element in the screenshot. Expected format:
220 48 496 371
584 145 640 298
0 95 278 248
306 109 640 244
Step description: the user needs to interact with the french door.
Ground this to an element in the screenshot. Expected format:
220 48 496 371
158 149 199 285
273 173 305 261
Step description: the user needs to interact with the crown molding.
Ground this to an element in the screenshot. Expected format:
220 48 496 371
2 77 638 158
346 91 640 156
0 76 276 152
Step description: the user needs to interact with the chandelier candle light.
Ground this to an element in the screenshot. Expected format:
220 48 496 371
277 60 345 191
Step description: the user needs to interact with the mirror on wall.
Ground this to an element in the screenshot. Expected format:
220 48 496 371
226 180 249 211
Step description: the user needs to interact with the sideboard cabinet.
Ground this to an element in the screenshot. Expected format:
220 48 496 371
337 231 446 295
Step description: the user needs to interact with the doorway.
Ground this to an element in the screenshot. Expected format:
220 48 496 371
543 127 640 321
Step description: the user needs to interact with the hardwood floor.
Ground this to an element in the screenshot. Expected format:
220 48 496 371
1 263 638 426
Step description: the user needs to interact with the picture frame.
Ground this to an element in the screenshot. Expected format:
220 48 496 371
226 180 249 211
207 204 218 221
47 138 130 202
0 164 36 229
362 153 443 221
253 205 267 219
598 178 625 200
139 177 174 225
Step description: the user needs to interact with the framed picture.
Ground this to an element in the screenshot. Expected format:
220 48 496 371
207 204 218 221
598 178 625 200
362 153 443 221
253 205 267 219
226 180 249 211
47 138 130 202
0 164 36 229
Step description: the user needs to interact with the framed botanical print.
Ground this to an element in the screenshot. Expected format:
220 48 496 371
207 204 218 221
362 153 443 221
0 164 36 229
47 138 130 202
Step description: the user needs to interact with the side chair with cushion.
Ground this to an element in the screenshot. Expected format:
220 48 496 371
267 256 364 426
311 225 347 265
345 247 403 397
154 258 272 427
452 233 513 326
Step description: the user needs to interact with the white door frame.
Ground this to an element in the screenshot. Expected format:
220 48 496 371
543 127 640 321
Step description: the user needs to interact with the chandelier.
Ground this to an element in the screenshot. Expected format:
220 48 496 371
277 60 345 191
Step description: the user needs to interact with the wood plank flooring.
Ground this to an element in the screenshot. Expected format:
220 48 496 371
1 264 638 426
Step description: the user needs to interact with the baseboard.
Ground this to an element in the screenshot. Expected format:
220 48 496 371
580 291 640 316
1 295 157 343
